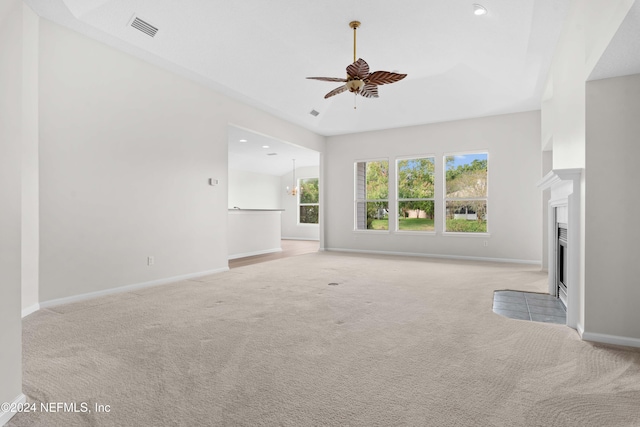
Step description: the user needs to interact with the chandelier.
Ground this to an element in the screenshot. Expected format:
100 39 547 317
286 159 298 196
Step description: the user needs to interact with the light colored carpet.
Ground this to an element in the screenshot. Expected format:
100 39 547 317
8 252 640 426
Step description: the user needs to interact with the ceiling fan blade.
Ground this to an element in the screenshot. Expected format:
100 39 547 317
306 77 348 82
366 71 407 86
346 58 370 79
324 84 348 99
359 84 379 98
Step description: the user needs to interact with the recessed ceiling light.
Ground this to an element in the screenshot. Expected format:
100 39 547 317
473 4 487 15
239 139 247 142
262 145 270 149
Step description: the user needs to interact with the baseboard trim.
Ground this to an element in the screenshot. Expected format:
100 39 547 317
577 322 585 338
324 247 541 266
21 303 40 318
581 331 640 349
39 267 229 310
281 237 320 241
0 394 26 426
228 248 282 260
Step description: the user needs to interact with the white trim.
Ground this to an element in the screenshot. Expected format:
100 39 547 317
537 168 583 332
442 232 491 238
582 331 640 349
21 303 40 318
394 230 437 236
325 247 541 265
537 168 583 190
280 237 320 241
0 394 27 426
228 248 281 260
39 267 229 309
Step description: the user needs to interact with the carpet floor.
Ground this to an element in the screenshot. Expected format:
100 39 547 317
8 252 640 426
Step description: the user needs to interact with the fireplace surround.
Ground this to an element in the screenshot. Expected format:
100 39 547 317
537 168 583 331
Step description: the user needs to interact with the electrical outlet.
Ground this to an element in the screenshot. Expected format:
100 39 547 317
147 256 154 266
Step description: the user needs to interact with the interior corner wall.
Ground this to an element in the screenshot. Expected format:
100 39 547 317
21 3 39 315
37 18 324 303
539 0 636 345
542 0 635 170
585 74 640 342
324 111 542 263
281 166 320 240
541 150 553 271
0 0 25 415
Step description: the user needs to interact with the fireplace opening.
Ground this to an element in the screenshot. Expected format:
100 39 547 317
557 223 568 307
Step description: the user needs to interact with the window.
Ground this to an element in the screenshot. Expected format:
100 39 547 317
355 160 389 230
298 178 319 224
444 153 488 233
397 157 435 231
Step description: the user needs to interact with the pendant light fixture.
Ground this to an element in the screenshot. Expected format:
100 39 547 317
286 159 298 196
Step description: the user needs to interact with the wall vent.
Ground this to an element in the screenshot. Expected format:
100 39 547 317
131 17 158 37
309 109 320 117
266 153 278 156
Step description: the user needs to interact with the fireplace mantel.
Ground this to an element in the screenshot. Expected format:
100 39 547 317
537 168 583 332
537 168 582 192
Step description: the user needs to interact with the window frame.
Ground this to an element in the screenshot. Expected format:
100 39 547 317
443 150 490 235
354 158 390 232
395 155 436 234
297 177 319 226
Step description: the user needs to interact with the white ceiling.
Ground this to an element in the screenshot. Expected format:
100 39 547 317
589 0 640 81
228 125 319 176
26 0 572 138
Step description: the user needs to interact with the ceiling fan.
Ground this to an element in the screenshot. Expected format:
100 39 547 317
307 21 407 100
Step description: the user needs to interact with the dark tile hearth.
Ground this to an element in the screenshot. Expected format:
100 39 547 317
493 290 566 324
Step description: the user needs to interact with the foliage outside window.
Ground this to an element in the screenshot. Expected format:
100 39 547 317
445 153 488 233
397 157 435 231
355 160 389 230
299 178 319 224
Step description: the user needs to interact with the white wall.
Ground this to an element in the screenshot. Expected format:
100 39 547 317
324 111 542 263
541 150 553 271
0 0 25 419
281 166 320 240
36 18 324 304
585 74 640 342
543 0 636 168
21 3 39 316
228 169 281 209
541 0 638 346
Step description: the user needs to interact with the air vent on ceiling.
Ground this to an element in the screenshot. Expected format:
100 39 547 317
266 153 278 156
130 16 158 37
309 109 320 117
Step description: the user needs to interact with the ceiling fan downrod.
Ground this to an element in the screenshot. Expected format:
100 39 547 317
349 21 360 63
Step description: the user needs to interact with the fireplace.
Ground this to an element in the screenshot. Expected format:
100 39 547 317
557 223 568 307
537 168 582 331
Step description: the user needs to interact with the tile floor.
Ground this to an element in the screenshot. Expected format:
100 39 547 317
493 290 566 324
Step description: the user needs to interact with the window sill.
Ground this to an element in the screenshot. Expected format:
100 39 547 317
352 229 390 234
442 232 491 237
394 231 436 236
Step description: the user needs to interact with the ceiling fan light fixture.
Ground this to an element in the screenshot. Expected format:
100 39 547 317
473 4 488 16
346 78 364 93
